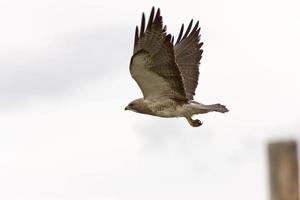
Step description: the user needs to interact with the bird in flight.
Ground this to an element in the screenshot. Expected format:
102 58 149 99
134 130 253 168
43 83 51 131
125 7 228 127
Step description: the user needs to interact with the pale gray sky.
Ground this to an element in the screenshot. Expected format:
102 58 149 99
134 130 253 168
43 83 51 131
1 0 300 199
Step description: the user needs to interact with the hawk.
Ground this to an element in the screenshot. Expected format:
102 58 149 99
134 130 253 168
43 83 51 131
125 7 228 127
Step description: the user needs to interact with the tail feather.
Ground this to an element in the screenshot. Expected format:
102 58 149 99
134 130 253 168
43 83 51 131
206 104 229 113
189 101 229 114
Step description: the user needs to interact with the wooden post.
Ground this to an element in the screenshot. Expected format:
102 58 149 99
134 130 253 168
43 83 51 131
268 140 299 200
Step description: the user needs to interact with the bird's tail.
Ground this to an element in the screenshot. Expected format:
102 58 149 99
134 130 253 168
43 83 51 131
190 101 229 114
204 103 229 113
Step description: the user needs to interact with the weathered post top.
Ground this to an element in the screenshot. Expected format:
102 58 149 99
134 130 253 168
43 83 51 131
268 140 299 200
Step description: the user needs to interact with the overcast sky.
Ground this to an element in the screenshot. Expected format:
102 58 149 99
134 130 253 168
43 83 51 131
1 0 300 199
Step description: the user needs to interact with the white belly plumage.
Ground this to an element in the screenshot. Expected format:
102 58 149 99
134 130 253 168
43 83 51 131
155 106 182 117
146 99 196 118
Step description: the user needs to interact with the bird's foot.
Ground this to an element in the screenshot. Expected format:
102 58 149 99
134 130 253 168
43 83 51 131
191 119 202 127
186 117 202 127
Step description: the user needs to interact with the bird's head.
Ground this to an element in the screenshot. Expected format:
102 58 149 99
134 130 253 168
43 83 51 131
125 99 141 112
125 98 146 113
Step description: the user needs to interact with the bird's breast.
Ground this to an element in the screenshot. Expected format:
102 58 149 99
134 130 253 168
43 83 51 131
147 99 185 118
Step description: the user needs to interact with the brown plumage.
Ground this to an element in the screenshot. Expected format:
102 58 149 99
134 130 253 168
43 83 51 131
126 7 228 127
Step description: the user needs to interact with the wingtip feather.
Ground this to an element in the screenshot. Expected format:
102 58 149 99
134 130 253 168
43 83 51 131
134 26 139 46
140 13 145 36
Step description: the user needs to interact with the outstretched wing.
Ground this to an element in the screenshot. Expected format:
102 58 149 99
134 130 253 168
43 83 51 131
174 20 203 100
130 7 187 101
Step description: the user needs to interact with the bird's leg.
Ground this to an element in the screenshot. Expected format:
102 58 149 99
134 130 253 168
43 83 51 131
185 116 202 127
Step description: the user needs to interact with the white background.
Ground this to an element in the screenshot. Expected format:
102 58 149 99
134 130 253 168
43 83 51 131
0 0 300 199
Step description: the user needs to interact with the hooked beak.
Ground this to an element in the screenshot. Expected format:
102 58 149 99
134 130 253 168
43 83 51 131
125 106 129 111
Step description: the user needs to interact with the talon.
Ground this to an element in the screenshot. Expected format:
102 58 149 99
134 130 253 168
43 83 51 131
186 116 203 127
193 119 202 127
